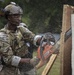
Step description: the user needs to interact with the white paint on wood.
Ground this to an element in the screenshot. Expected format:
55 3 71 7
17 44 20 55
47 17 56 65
71 14 74 75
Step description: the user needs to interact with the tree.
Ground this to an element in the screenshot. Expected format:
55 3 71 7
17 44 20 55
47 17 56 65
0 0 74 33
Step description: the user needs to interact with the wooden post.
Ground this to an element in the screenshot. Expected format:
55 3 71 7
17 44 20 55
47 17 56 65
60 5 74 75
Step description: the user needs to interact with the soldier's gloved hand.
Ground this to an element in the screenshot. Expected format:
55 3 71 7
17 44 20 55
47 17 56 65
53 49 59 54
30 57 40 66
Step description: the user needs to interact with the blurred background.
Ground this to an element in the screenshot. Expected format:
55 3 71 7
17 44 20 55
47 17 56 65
0 0 74 75
0 0 74 34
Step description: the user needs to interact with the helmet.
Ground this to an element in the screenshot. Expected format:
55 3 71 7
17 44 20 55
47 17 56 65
4 2 23 18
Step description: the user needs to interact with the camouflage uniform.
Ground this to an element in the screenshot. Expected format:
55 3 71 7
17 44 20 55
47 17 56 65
0 23 36 75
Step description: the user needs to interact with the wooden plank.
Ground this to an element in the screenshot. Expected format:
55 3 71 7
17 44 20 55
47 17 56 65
60 5 73 75
42 54 57 75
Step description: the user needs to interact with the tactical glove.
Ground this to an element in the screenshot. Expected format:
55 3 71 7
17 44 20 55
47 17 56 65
30 57 40 66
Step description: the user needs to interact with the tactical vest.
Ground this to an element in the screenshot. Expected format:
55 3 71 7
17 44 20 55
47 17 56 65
0 28 29 57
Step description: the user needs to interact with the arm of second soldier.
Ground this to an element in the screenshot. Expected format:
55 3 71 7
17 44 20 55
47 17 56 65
0 32 33 67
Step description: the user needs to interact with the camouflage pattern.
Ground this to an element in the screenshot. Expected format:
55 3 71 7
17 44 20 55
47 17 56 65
0 66 20 75
0 24 35 75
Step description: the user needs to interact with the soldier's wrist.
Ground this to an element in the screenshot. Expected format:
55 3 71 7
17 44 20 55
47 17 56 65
20 58 31 64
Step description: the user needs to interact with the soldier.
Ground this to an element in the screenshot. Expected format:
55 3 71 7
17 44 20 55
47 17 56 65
0 2 39 75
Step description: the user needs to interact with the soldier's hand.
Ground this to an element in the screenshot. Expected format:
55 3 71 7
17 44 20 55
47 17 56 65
30 57 40 66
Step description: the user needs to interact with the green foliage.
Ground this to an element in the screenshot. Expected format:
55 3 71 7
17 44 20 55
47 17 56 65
25 0 63 33
0 0 74 33
0 16 7 29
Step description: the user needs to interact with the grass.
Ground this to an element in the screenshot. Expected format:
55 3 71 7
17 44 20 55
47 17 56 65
33 51 60 75
47 54 60 75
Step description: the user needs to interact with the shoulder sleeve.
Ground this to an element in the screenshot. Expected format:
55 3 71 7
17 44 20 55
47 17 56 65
19 23 28 28
18 23 35 42
23 27 35 43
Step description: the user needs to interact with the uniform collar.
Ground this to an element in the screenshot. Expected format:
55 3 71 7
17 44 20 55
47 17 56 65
4 24 17 33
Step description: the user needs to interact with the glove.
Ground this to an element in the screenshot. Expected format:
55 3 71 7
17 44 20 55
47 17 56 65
30 57 40 66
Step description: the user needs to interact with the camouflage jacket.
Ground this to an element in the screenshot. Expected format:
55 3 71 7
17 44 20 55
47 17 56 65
0 24 35 66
